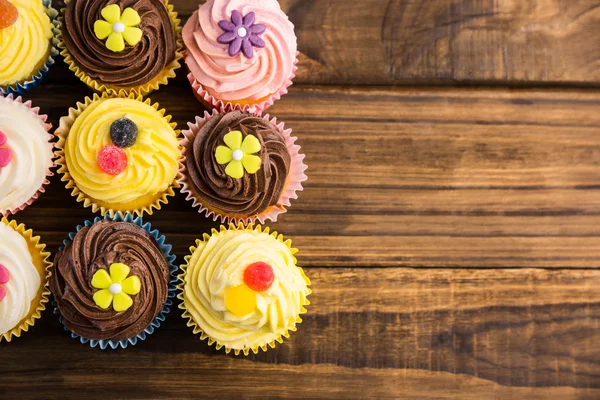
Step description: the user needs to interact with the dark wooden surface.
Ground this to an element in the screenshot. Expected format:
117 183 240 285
2 0 600 399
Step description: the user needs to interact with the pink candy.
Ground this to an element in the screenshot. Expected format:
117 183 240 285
0 131 11 168
98 145 127 175
0 264 9 302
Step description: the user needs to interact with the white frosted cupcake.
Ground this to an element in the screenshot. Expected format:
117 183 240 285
0 94 53 216
0 218 52 342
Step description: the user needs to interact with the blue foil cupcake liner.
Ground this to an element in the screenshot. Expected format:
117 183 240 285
53 212 177 350
0 0 60 96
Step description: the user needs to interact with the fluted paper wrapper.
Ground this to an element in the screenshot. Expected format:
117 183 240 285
177 223 311 356
57 0 182 96
178 109 307 224
186 51 299 114
54 91 182 218
53 213 178 350
0 218 52 343
0 94 54 217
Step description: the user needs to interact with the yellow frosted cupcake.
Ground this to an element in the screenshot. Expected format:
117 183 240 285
0 0 58 94
178 224 311 355
0 217 52 342
55 92 181 217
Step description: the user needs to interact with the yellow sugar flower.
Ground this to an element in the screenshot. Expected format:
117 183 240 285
91 263 141 312
215 130 262 179
94 4 143 52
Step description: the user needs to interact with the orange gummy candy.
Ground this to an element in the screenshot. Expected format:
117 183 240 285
0 0 19 30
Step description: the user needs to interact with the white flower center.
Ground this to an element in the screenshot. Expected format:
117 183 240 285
109 283 122 294
237 27 247 38
232 149 244 161
113 22 125 33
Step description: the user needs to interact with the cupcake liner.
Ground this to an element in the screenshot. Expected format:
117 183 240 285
0 0 60 96
0 217 52 343
54 90 182 218
177 223 311 356
57 0 183 96
53 212 178 350
0 94 54 217
178 109 307 224
186 51 299 114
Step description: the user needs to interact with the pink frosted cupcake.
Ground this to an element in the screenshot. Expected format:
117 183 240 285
179 110 307 224
0 95 53 216
183 0 298 113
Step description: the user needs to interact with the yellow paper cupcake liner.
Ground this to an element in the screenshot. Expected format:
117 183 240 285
0 218 52 343
54 91 183 218
177 223 311 356
58 0 182 96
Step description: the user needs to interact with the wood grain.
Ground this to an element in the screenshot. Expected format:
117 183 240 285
16 79 600 268
2 268 600 398
51 0 600 86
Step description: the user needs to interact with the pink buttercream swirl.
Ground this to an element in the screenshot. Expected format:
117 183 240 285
183 0 297 102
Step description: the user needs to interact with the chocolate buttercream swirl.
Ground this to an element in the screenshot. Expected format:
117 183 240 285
62 0 177 87
50 220 169 341
186 111 291 216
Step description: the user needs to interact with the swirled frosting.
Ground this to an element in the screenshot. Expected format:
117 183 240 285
50 220 170 341
0 221 41 336
62 0 177 87
186 111 290 217
0 96 53 213
183 0 297 101
184 228 310 350
64 97 180 204
0 0 53 86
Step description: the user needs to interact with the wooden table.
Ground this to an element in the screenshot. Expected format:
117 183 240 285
3 0 600 398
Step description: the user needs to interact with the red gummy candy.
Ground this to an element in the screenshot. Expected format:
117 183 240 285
244 262 275 292
98 145 127 175
0 264 9 285
0 0 19 30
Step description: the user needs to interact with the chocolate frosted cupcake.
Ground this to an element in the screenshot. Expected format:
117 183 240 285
59 0 182 95
179 110 307 224
50 215 176 349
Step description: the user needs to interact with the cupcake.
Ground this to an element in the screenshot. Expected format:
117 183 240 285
183 0 298 112
55 92 181 217
0 217 52 343
178 224 311 355
59 0 182 95
0 0 59 94
179 110 307 224
50 214 177 349
0 94 54 216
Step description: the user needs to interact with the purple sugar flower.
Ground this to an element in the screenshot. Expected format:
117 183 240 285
217 10 266 58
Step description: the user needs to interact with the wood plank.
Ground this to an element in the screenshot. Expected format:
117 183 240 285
51 0 600 86
16 83 600 267
2 268 600 398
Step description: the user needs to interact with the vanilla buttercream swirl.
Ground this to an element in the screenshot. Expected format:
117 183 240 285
64 97 180 204
0 96 53 213
183 228 310 350
0 221 41 336
183 0 297 101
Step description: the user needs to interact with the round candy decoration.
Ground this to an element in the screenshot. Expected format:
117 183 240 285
0 264 9 302
110 117 138 148
98 145 127 175
0 0 19 30
0 131 12 168
244 262 274 292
